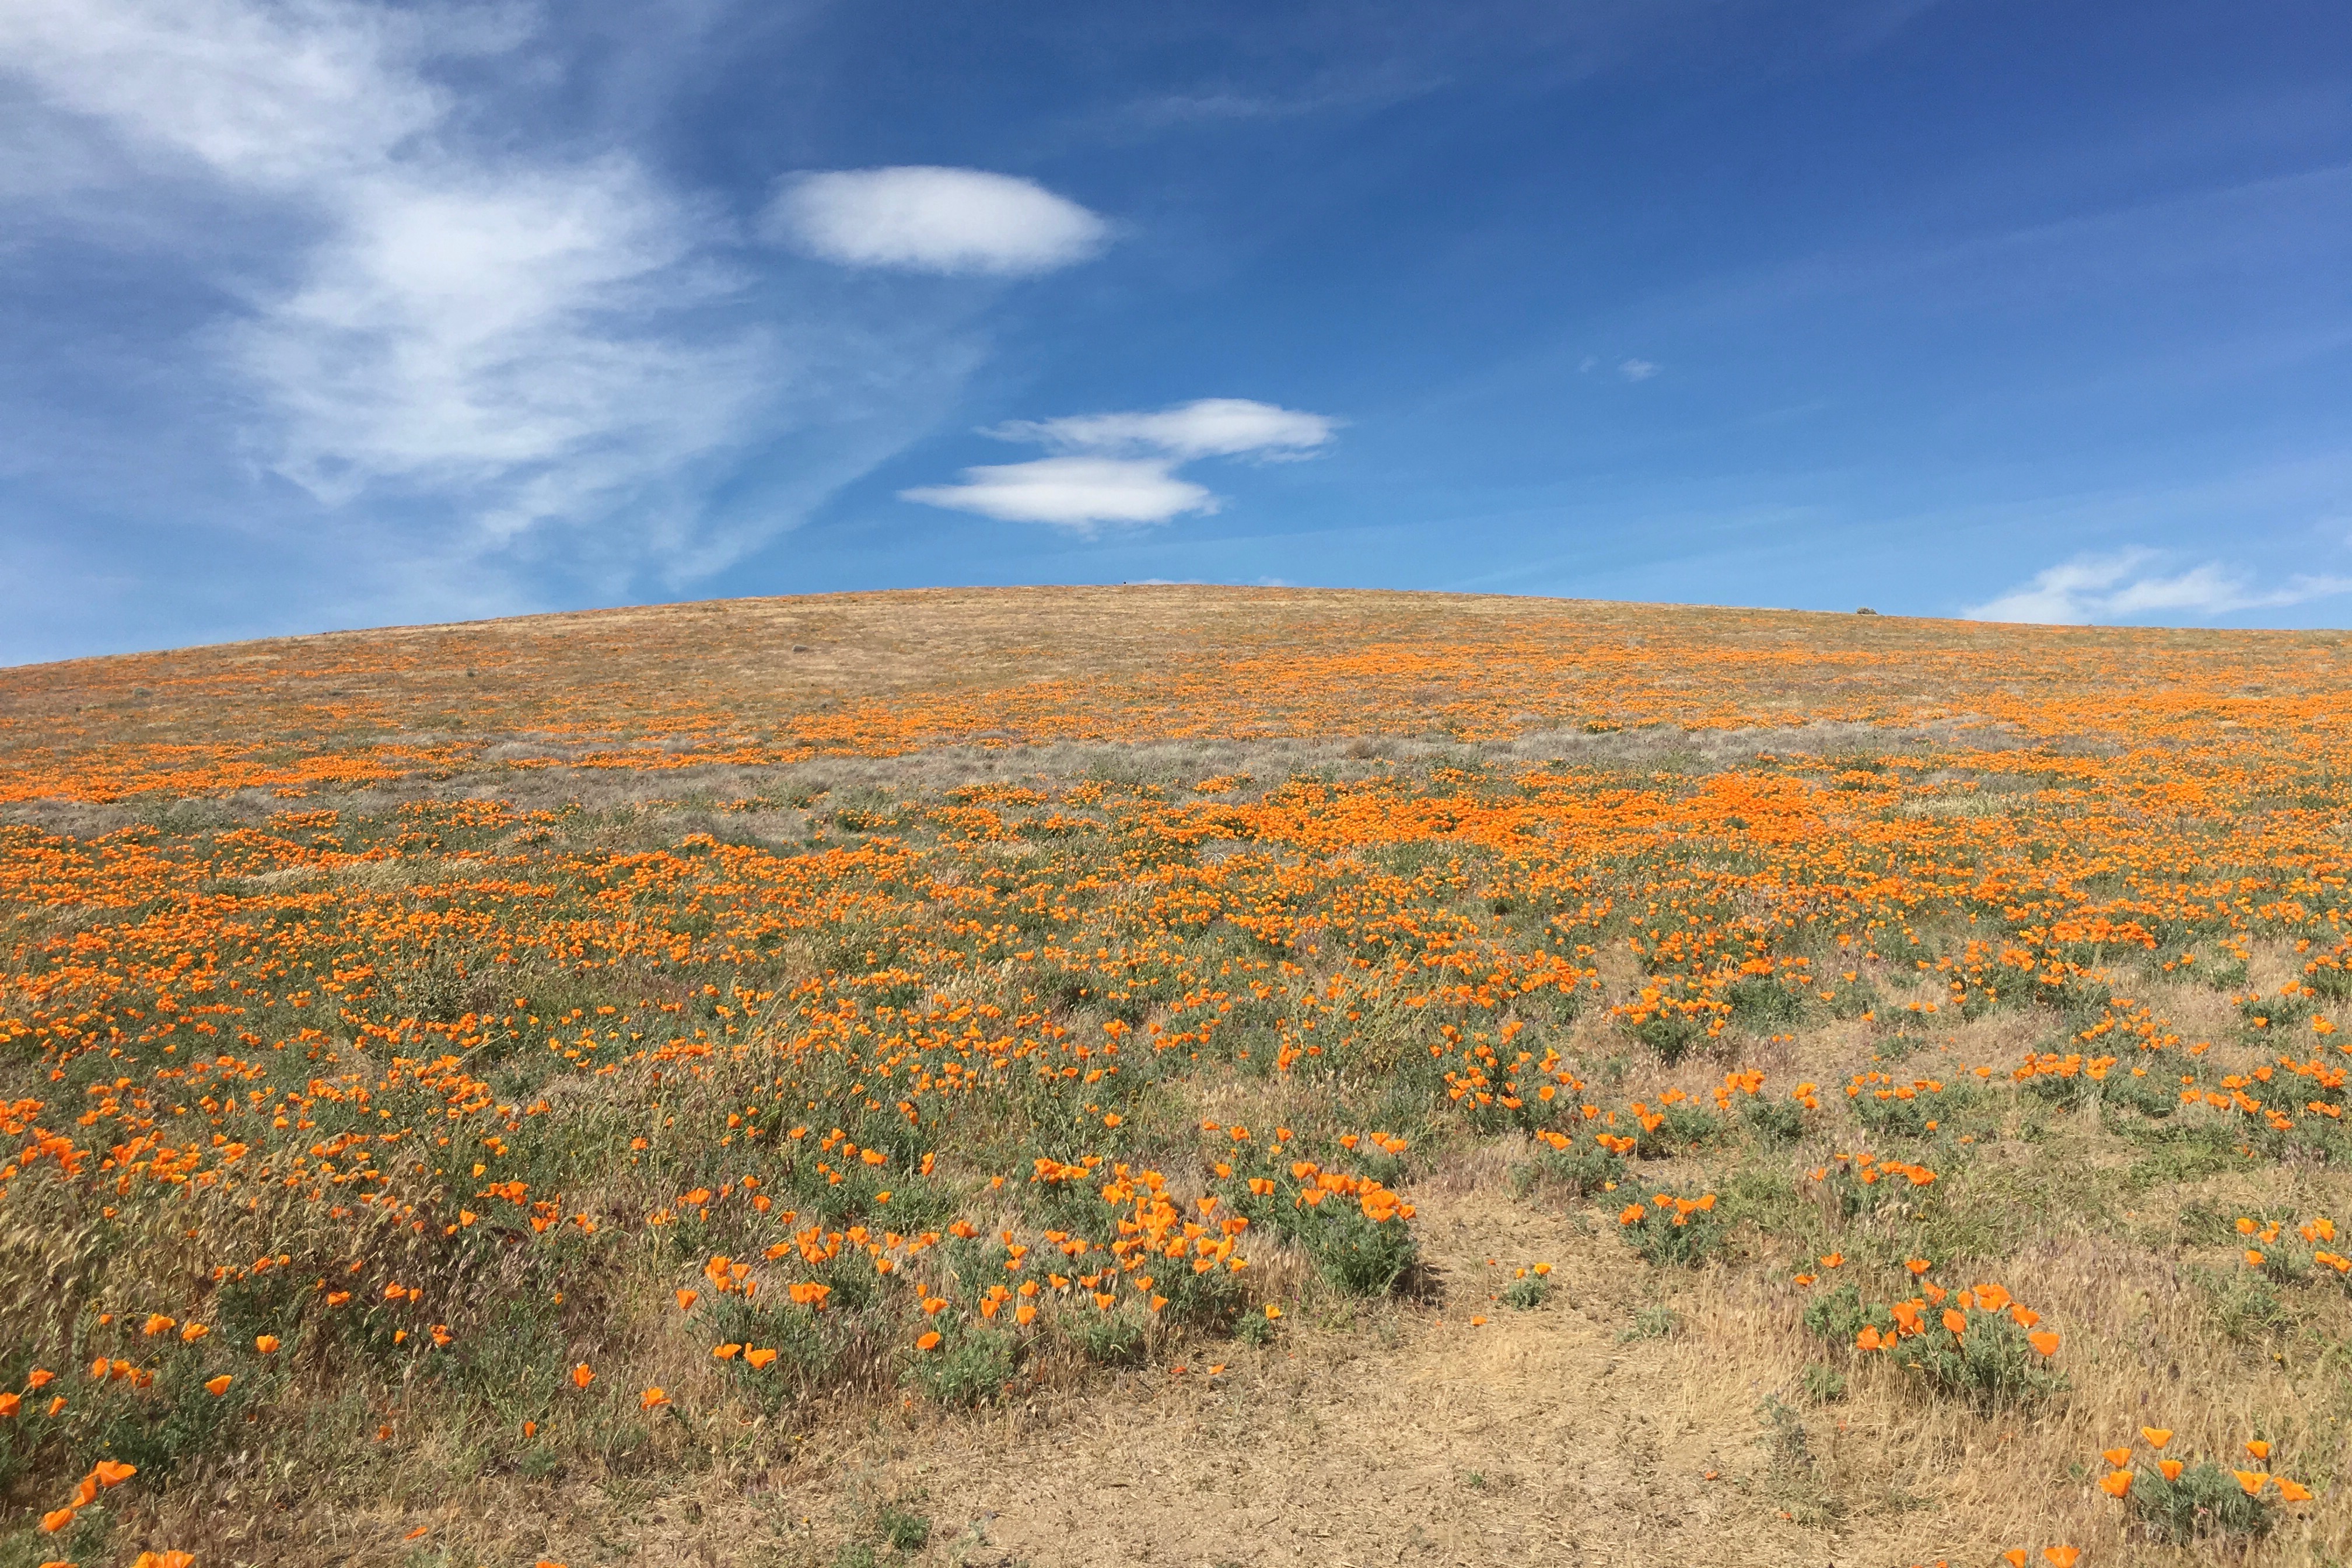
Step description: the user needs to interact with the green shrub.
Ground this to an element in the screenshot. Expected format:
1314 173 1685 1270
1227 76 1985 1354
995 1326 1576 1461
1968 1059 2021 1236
1513 1133 1625 1198
878 1502 932 1552
1615 1189 1726 1268
1634 1098 1727 1156
1800 1282 1892 1346
1741 1096 1805 1144
1631 1013 1709 1066
1847 1073 1969 1138
1617 1305 1678 1342
1306 1205 1418 1295
901 1329 1013 1408
1222 1160 1417 1297
1076 1312 1146 1366
1500 1270 1552 1310
2116 1460 2277 1545
1809 1283 2064 1409
1877 1298 2064 1409
1727 977 1808 1032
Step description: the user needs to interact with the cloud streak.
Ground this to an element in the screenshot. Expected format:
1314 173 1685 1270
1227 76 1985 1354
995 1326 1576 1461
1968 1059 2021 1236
0 1 1057 611
0 0 783 554
1966 549 2352 625
902 397 1337 531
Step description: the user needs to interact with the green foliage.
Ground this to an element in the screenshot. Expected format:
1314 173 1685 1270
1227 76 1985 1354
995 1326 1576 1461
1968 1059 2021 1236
1636 1100 1727 1155
1500 1272 1552 1310
85 1349 250 1481
2119 1461 2278 1545
1889 1303 2066 1410
1800 1282 1891 1345
1305 1205 1418 1296
1848 1075 1971 1139
1222 1160 1417 1297
1631 1013 1708 1066
1740 1096 1805 1144
1076 1313 1146 1366
2239 987 2315 1032
878 1503 932 1552
1824 977 1882 1020
1617 1305 1678 1342
1615 1190 1726 1268
901 1330 1014 1408
1807 1286 2063 1409
1511 1136 1624 1198
1727 977 1807 1032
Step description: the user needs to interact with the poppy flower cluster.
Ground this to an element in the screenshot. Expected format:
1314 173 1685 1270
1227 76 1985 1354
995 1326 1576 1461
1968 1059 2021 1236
3 589 2351 1545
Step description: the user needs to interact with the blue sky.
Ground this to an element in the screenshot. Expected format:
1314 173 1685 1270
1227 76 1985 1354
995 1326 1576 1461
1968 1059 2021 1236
2 0 2348 663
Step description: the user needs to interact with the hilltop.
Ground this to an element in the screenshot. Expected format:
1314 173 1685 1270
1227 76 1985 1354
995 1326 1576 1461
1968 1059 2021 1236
0 588 2346 1568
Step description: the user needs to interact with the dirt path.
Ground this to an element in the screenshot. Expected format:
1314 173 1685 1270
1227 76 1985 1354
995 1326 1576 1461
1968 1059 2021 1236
565 1179 1940 1568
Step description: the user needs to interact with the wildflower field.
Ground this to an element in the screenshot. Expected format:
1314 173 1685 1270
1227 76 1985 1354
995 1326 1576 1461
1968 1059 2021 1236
1 584 2348 1566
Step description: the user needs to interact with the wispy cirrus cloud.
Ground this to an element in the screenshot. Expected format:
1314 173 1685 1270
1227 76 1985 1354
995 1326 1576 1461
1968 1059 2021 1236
1966 548 2352 625
0 0 785 550
902 397 1338 531
986 398 1336 460
0 1 1044 610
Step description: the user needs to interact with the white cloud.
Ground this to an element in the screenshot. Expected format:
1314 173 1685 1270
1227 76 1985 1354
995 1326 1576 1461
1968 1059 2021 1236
1966 548 2352 625
901 397 1337 531
986 397 1336 460
764 166 1108 276
0 0 779 547
0 0 996 596
1619 358 1659 381
902 456 1213 528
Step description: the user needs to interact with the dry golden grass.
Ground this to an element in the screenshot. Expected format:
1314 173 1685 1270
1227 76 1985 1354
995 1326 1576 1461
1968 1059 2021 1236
0 587 2347 1568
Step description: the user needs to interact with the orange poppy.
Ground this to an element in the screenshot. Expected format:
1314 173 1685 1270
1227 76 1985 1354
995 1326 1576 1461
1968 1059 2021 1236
570 1363 594 1390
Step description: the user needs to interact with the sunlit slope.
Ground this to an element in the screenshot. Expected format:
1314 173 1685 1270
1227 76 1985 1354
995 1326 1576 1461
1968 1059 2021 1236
0 589 2348 1566
3 586 2345 803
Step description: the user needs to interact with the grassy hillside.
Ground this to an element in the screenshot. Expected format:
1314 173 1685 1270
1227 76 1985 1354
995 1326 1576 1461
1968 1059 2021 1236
0 587 2347 1567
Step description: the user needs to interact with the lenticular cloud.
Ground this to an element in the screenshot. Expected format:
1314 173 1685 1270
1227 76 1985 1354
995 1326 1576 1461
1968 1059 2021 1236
900 397 1339 531
765 166 1108 276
